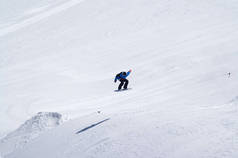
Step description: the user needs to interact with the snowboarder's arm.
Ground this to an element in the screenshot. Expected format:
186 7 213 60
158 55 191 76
126 69 132 77
114 76 118 82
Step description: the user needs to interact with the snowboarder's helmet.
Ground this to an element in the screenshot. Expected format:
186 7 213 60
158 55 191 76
122 72 126 76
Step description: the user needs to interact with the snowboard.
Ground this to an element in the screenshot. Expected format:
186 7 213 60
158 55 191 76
114 88 132 92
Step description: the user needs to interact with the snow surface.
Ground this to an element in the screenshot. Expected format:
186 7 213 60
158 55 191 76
1 0 238 157
0 112 62 155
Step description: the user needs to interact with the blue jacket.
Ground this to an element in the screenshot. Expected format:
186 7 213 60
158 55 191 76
114 71 131 82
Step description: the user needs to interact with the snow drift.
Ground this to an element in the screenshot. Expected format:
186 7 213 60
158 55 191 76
0 112 62 155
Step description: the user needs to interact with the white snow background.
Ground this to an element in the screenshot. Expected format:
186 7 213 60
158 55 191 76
1 0 238 157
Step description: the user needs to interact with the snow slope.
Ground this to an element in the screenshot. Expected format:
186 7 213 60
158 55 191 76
0 112 62 155
1 0 238 157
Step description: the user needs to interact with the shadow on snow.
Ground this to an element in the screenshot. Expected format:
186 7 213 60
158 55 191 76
76 118 110 134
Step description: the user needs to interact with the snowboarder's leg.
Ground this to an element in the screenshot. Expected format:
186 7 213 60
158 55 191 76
118 79 124 90
123 79 129 89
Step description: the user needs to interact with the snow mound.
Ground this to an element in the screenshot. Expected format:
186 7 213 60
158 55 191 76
18 112 61 132
0 112 62 155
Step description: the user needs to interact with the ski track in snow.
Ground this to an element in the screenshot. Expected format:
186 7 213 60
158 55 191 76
0 0 85 37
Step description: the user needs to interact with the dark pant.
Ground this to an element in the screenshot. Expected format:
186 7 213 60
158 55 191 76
118 78 129 90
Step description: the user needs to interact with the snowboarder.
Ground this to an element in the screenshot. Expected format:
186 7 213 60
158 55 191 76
114 69 132 90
